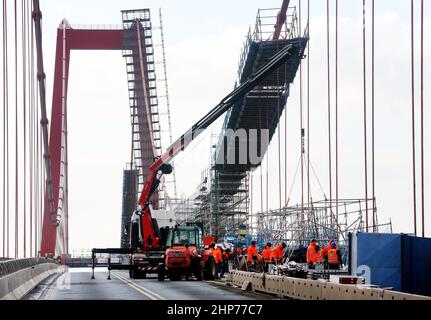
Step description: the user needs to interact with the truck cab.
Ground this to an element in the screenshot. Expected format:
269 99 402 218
158 225 216 281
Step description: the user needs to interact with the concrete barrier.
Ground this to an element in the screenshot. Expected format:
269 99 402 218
227 270 431 300
0 260 62 300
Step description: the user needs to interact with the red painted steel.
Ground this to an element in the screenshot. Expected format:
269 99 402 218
273 0 290 40
41 27 123 256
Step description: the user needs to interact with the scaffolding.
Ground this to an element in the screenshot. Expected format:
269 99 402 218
121 9 162 199
255 198 392 256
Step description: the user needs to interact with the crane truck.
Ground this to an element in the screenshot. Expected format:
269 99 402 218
92 43 301 280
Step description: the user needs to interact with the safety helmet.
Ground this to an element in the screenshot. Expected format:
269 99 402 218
266 242 272 247
330 241 337 248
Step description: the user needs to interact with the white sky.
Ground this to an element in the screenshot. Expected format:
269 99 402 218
1 0 430 255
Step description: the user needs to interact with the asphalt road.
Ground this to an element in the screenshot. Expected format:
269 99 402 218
24 268 275 300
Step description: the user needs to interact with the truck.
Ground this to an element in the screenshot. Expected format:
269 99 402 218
92 43 300 280
157 224 216 281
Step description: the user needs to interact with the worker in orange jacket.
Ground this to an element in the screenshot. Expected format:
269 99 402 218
326 241 342 270
246 241 261 263
261 242 272 263
236 247 243 256
213 244 223 279
306 239 318 269
271 242 286 264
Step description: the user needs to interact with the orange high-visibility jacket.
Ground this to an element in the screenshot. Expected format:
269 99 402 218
247 245 259 262
306 243 318 264
327 248 340 265
214 247 223 264
321 245 331 259
271 244 284 262
261 246 272 262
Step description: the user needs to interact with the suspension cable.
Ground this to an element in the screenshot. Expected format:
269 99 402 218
22 0 27 257
371 0 376 231
14 0 19 258
307 0 310 204
299 0 304 219
411 0 417 236
326 0 333 222
362 0 369 232
420 0 424 238
2 0 10 258
335 0 339 227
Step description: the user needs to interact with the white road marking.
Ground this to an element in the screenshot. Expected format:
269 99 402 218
112 272 166 300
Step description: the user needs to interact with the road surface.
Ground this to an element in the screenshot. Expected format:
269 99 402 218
24 267 275 300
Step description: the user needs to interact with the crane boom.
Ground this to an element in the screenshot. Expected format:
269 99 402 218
273 0 290 40
137 43 298 248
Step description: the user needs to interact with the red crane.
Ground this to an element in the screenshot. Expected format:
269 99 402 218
273 0 291 40
136 43 298 250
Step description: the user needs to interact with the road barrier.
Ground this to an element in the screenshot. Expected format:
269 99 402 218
0 258 62 300
227 270 431 300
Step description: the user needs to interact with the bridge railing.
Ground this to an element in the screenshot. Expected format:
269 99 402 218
0 258 58 278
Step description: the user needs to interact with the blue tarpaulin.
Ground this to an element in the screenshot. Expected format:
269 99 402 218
350 232 431 296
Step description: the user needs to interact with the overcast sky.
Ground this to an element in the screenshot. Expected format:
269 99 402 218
1 0 430 254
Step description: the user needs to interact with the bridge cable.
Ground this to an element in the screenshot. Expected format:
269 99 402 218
410 0 417 236
28 0 34 257
22 0 28 258
420 0 425 237
2 0 10 258
14 0 19 258
371 0 376 231
326 0 333 225
335 0 339 229
307 0 310 205
299 0 304 223
276 41 282 211
362 0 369 232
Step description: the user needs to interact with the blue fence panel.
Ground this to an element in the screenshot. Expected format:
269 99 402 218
402 235 431 296
357 233 402 291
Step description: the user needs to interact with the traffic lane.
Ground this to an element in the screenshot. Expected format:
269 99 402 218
117 271 275 300
43 268 152 300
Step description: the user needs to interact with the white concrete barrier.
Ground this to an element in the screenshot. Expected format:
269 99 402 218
0 263 63 300
227 270 431 300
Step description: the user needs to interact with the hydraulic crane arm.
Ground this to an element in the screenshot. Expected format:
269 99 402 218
137 43 298 248
273 0 290 40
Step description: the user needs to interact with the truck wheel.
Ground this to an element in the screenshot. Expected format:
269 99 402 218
129 269 135 279
157 265 165 282
204 257 216 280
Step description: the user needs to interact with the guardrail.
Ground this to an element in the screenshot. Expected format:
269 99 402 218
227 270 431 300
0 258 62 300
0 257 57 278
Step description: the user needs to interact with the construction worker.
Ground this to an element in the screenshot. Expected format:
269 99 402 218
261 242 272 263
315 243 324 263
209 242 216 254
327 241 342 270
306 239 318 269
271 242 286 264
246 241 261 263
236 246 243 256
261 242 272 272
221 248 232 277
214 245 223 279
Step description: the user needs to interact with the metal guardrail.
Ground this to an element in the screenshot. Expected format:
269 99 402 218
0 258 58 278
